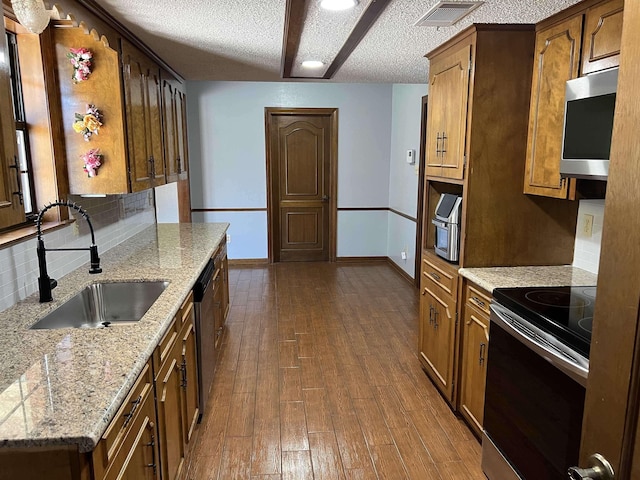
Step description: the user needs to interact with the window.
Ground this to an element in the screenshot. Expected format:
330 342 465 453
6 30 36 220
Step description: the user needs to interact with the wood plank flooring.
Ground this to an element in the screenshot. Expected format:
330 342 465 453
184 262 484 479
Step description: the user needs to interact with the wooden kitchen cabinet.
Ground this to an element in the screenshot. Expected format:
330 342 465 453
425 40 471 181
581 0 624 75
161 71 189 183
180 299 199 445
51 23 181 195
212 236 229 352
121 39 165 192
458 282 491 438
524 0 624 199
154 294 199 480
422 25 578 269
418 252 459 404
524 16 583 199
0 21 26 229
92 361 158 480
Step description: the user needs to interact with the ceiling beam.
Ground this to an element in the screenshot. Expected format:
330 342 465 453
323 0 392 79
281 0 392 80
280 0 310 78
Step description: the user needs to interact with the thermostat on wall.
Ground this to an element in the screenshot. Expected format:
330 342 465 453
406 149 415 164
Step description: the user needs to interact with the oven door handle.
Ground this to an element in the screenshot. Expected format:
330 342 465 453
431 219 448 228
490 303 589 387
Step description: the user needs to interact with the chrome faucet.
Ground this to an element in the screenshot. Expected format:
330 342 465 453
36 201 102 302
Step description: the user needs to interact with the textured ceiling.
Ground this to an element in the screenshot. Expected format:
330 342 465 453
93 0 584 83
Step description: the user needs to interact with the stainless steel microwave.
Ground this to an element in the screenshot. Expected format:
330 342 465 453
432 193 462 263
560 67 618 181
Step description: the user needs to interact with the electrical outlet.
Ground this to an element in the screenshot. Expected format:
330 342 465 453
582 214 594 238
226 233 231 244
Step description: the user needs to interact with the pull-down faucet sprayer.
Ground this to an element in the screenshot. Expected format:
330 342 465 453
36 200 102 302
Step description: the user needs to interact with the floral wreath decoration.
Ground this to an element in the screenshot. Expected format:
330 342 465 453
73 104 103 141
67 48 93 83
81 148 103 177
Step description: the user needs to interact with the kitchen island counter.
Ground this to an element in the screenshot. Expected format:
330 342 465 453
0 223 227 452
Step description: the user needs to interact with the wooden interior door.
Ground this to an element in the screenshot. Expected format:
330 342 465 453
266 108 337 262
577 1 640 476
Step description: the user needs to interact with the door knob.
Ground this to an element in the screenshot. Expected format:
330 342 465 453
568 453 614 480
322 195 329 202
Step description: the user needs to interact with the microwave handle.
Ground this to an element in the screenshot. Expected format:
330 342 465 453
431 219 447 228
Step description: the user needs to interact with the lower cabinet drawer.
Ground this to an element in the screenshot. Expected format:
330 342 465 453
422 255 458 300
92 360 155 479
102 384 158 480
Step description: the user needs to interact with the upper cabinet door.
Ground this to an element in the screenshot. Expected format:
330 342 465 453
425 43 471 181
121 41 152 192
121 40 165 192
162 75 178 183
0 24 25 229
147 67 165 186
524 16 583 199
581 0 624 75
175 89 189 181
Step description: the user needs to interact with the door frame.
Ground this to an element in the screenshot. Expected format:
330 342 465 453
264 107 338 263
414 95 428 288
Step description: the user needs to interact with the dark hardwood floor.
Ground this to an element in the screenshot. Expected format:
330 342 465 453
184 262 484 479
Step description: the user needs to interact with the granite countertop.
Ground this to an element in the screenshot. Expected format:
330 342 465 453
458 265 598 293
0 223 228 453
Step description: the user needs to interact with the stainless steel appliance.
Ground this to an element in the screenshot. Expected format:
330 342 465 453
482 286 594 480
561 67 618 180
193 258 216 421
432 193 462 262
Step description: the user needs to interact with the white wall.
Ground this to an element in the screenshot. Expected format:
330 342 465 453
573 199 605 274
155 182 180 223
387 84 427 277
0 192 156 312
187 81 396 259
187 81 429 275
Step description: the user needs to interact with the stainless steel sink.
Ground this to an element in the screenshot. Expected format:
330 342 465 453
30 281 169 329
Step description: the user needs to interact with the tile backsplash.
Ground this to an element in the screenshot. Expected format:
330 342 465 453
573 199 605 275
0 191 156 312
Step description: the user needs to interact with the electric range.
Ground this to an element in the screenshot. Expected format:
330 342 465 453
491 285 596 359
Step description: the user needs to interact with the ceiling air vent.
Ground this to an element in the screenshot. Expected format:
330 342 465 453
415 1 484 27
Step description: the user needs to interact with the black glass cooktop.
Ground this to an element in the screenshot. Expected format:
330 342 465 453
492 286 596 359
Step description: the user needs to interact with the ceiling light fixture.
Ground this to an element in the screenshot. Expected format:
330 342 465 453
320 0 358 11
301 60 325 69
11 0 51 34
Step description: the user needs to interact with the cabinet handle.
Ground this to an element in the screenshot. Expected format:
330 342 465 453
8 156 23 205
429 305 434 325
436 132 441 157
180 358 187 389
122 394 142 428
430 272 441 282
433 309 439 329
145 423 157 475
441 132 447 156
471 296 486 309
479 343 486 366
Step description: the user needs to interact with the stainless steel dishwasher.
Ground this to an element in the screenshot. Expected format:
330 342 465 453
193 258 216 421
